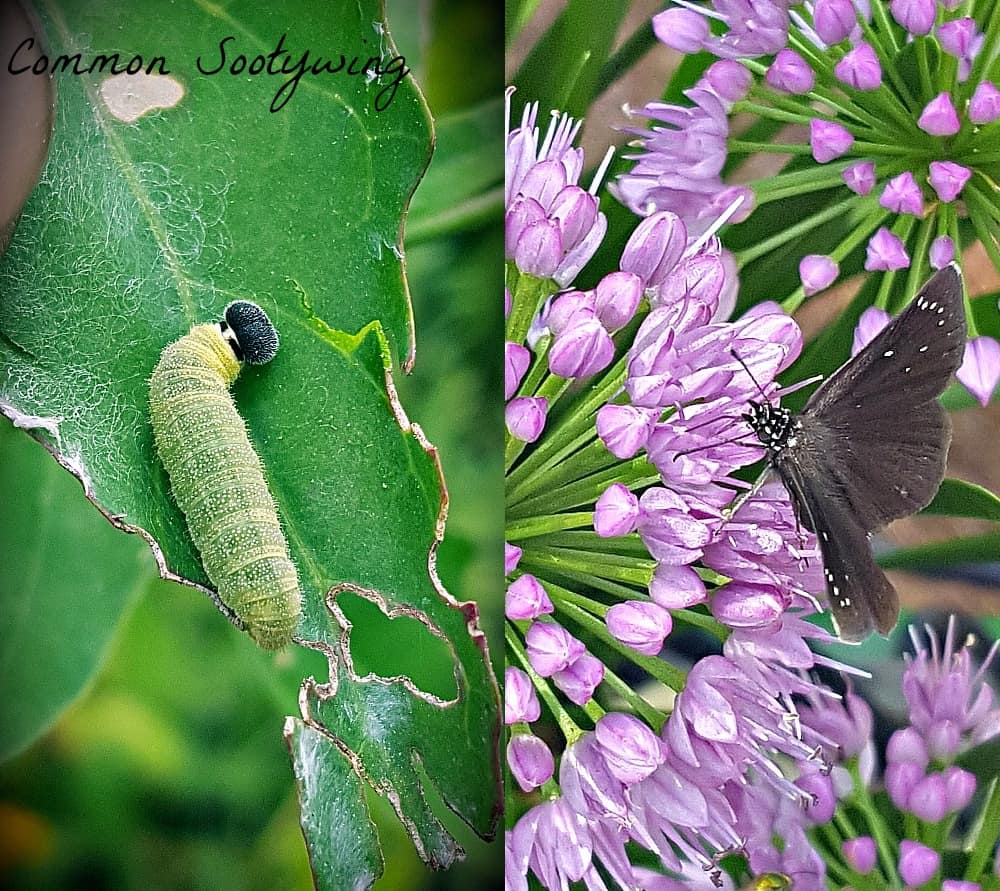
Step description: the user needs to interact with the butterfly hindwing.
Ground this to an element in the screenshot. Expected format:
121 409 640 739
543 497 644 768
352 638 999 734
774 456 898 642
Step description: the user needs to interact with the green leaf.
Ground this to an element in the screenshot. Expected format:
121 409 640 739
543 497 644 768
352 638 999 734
878 533 1000 570
0 1 499 887
923 478 1000 521
0 421 153 761
512 0 630 118
285 718 384 891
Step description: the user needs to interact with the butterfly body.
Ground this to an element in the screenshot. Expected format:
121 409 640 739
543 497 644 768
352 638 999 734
744 265 966 642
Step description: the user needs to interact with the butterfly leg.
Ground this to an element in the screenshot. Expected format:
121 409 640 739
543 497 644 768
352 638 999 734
721 467 772 524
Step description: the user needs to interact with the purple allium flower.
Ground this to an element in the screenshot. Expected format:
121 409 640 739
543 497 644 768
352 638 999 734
505 341 531 400
710 582 787 628
506 396 548 442
507 733 555 791
553 652 604 706
852 306 891 356
511 798 592 888
525 620 585 676
637 487 712 564
886 759 925 810
814 0 860 44
944 881 981 891
907 771 949 822
594 712 665 784
505 541 523 576
887 726 930 767
652 7 710 53
505 667 541 724
929 161 972 202
799 254 839 295
938 18 982 80
842 836 877 874
969 81 1000 124
799 688 875 762
957 336 1000 407
879 171 924 216
943 765 976 812
649 562 708 608
890 0 936 35
549 316 615 378
865 227 910 271
918 93 962 136
506 99 608 287
606 600 673 656
810 120 854 162
593 270 643 330
596 404 659 459
559 733 630 824
842 160 877 195
703 59 752 105
767 49 815 94
506 574 554 620
835 43 882 90
594 483 640 537
903 617 1000 749
898 839 940 886
930 235 956 269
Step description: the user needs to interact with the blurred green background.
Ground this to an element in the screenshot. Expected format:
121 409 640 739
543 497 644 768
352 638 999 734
0 1 503 889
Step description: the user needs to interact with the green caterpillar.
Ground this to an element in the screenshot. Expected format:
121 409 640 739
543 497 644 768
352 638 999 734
149 301 301 650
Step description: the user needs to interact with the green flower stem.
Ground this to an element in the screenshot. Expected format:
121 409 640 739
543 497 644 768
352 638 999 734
897 215 936 314
965 150 1000 165
526 530 651 558
727 139 815 156
817 823 855 886
965 777 1000 881
507 425 601 505
596 665 664 730
851 141 922 157
506 621 586 745
915 37 934 104
832 807 886 891
582 697 605 723
550 589 687 692
671 607 728 641
507 270 557 348
875 268 901 312
522 558 648 604
964 186 1000 278
526 547 655 587
737 192 869 267
848 761 903 890
505 430 529 472
868 0 901 54
518 335 552 400
508 458 659 519
781 202 890 312
732 100 832 128
512 439 623 505
505 359 628 493
741 58 882 131
506 512 594 540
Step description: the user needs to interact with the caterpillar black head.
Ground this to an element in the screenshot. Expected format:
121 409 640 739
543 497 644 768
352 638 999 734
221 301 280 365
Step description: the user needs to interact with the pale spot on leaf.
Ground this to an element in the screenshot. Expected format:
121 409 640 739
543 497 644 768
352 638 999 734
100 72 184 123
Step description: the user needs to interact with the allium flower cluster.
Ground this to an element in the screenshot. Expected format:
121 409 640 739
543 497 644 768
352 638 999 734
617 0 1000 406
504 90 876 889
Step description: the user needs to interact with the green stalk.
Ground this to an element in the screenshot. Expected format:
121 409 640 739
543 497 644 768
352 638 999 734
737 192 868 267
965 778 1000 880
848 762 904 890
506 512 595 540
595 664 665 729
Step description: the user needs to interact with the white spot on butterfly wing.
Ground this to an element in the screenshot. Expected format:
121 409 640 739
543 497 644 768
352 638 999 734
883 350 895 357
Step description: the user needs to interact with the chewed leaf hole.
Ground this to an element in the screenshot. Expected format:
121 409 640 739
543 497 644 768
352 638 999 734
337 591 459 702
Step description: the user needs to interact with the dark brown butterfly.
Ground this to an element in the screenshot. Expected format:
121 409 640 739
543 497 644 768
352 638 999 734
744 264 966 641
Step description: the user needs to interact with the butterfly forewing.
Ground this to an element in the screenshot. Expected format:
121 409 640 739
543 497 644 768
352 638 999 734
798 265 965 530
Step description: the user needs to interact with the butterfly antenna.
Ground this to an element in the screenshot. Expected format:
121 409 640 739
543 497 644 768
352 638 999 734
730 348 771 402
672 435 760 460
